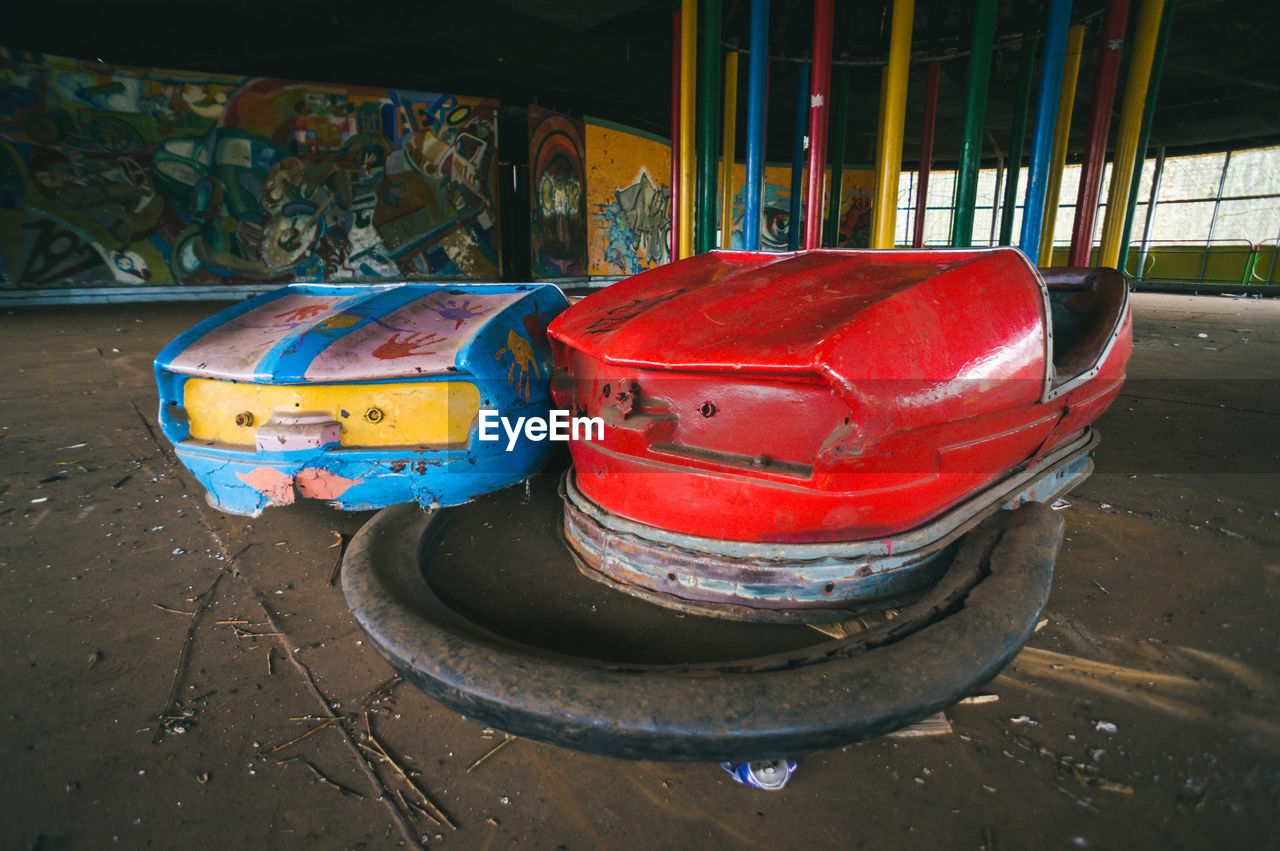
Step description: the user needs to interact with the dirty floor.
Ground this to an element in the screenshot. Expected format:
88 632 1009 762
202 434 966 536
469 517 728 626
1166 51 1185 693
0 292 1277 849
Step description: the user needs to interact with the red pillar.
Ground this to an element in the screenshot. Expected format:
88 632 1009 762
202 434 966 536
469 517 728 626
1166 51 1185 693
1069 0 1131 266
803 0 835 250
912 62 941 248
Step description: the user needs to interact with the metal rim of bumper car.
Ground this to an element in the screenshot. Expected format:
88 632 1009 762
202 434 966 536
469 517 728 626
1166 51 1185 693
561 428 1096 623
341 498 1063 762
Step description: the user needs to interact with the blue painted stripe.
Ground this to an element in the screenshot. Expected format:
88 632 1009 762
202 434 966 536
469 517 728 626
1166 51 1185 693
154 287 292 373
261 285 435 382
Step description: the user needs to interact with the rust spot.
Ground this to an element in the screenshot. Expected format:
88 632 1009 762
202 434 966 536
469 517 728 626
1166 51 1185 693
389 461 407 472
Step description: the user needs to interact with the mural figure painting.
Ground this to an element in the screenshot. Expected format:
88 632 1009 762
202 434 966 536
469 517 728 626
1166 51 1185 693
528 106 587 278
0 48 501 289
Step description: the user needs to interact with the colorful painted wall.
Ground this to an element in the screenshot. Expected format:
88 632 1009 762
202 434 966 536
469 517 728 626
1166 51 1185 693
578 114 874 276
0 49 501 290
723 163 875 251
528 106 586 278
585 118 672 277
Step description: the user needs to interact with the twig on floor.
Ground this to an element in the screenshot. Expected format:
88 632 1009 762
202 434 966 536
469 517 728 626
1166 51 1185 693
466 735 514 773
232 625 284 639
251 589 423 848
364 711 455 830
263 717 340 755
278 756 365 799
359 674 403 708
151 570 227 745
152 602 195 616
327 531 346 586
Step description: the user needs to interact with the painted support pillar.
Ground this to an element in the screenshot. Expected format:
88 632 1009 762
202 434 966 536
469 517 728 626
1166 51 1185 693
670 9 681 261
696 0 722 254
912 62 941 248
788 64 810 251
679 0 697 260
1098 0 1165 268
1038 24 1086 265
999 39 1038 246
1118 0 1176 272
1135 144 1164 277
743 0 770 251
1018 0 1074 264
1068 0 1132 266
951 0 998 248
804 0 835 250
989 151 1005 246
871 0 915 249
720 50 739 249
873 65 888 219
824 64 850 247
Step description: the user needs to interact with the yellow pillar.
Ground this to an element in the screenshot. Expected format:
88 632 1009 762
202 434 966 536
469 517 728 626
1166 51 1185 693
1039 24 1086 265
1100 0 1165 267
871 0 915 249
680 0 698 259
720 50 739 249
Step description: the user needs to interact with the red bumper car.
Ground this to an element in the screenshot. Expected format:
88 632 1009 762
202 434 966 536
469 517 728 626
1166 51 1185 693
548 248 1130 620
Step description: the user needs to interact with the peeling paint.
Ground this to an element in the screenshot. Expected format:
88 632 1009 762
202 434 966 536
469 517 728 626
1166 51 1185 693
295 468 361 499
236 466 296 506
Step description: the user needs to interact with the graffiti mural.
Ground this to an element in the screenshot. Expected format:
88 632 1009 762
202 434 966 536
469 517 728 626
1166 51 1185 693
528 106 586 278
585 118 671 276
0 48 501 289
724 163 875 250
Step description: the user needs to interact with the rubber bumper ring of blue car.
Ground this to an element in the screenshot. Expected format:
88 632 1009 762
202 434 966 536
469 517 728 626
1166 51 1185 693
341 500 1063 762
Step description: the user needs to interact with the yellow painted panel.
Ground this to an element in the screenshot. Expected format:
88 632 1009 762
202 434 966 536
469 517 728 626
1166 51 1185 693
184 379 480 448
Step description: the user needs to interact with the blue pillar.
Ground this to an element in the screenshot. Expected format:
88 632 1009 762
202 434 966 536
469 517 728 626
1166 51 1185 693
743 0 770 251
1018 0 1074 264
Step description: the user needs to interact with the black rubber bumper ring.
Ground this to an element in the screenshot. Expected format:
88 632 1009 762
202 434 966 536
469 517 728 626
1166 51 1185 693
342 501 1062 762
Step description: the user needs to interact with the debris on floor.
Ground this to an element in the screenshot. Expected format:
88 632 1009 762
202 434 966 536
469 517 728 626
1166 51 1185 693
720 759 798 790
886 712 953 738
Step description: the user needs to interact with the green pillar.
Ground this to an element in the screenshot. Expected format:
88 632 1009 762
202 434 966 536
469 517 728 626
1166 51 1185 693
952 0 998 247
999 38 1038 246
696 0 723 254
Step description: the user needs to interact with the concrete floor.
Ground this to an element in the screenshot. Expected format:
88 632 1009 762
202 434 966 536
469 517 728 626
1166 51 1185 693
0 292 1276 849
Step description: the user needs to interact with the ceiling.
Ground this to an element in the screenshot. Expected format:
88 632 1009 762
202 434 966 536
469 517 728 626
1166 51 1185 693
8 0 1280 166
